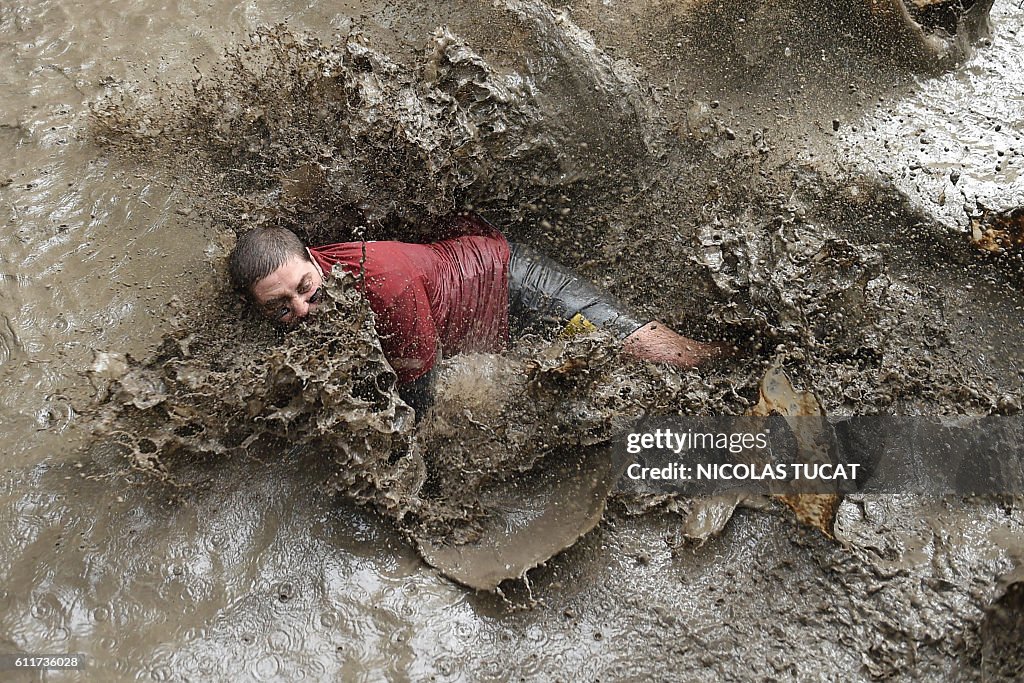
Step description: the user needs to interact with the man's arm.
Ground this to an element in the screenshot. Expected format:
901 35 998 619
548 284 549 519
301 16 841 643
507 243 734 368
621 321 734 368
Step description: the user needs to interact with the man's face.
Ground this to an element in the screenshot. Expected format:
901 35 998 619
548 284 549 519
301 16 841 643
250 254 324 325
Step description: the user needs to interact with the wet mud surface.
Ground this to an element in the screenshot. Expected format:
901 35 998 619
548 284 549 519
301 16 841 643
1 0 1023 680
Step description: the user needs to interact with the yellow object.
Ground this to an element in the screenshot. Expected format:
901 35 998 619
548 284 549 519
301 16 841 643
560 313 598 338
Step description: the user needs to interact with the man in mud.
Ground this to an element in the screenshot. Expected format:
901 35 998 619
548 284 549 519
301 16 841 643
228 213 728 411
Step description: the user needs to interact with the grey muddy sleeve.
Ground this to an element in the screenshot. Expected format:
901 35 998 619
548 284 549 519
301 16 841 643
507 242 647 340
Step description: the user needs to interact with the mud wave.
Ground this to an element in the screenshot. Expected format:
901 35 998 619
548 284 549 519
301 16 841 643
89 277 424 518
90 12 656 248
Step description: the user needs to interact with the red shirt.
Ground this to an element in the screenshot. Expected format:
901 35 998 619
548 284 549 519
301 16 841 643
308 223 510 384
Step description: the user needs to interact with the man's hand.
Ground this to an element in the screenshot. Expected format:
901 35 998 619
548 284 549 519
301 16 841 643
621 321 736 369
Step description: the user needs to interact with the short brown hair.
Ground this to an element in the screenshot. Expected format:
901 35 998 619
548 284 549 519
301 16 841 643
228 227 310 295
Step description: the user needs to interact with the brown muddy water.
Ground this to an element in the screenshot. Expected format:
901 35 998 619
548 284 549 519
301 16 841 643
2 0 1023 681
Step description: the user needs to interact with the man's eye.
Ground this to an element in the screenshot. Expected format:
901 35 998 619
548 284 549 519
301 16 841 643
275 305 290 319
308 288 321 304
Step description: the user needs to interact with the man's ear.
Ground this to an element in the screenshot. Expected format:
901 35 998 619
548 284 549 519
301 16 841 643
306 248 325 279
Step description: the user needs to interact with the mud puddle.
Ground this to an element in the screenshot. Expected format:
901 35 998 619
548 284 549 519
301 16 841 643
1 0 1023 680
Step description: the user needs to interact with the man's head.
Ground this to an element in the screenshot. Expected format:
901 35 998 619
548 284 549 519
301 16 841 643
229 227 324 325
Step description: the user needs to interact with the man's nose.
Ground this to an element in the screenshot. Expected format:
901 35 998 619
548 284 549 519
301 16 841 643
293 295 311 319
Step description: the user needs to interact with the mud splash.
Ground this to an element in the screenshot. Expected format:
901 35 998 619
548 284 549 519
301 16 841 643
85 18 754 548
87 2 1021 572
88 276 423 513
88 273 738 547
90 13 657 249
